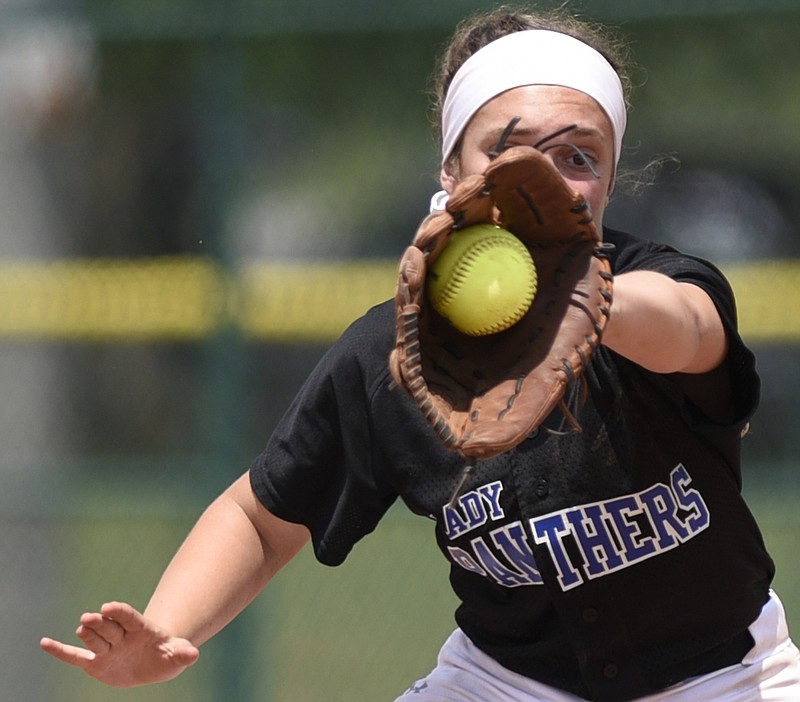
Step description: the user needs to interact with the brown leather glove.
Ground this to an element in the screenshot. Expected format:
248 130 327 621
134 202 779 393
389 144 613 459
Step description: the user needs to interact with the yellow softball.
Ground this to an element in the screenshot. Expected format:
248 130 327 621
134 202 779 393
427 224 537 336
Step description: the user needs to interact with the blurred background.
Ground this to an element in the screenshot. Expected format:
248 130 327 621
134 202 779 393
2 0 799 700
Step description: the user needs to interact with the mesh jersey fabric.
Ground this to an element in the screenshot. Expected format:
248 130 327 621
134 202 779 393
249 228 771 702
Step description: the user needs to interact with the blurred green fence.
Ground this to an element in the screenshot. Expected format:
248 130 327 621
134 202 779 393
2 2 800 701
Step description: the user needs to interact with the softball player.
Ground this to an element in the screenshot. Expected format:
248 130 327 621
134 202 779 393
41 7 800 701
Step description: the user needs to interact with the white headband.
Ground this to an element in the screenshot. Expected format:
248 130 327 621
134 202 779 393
441 29 627 167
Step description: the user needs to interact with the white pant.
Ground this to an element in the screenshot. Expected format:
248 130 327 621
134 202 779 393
396 591 800 701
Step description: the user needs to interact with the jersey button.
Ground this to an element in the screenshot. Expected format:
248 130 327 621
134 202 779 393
582 608 599 623
603 663 619 679
534 479 549 498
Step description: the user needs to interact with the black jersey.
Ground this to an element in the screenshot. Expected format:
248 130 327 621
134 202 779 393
249 228 772 702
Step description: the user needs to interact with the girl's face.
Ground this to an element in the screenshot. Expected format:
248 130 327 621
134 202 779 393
441 85 616 229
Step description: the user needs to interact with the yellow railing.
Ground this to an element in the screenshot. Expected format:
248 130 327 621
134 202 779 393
0 257 797 343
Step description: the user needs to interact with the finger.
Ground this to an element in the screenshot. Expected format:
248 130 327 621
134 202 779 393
76 624 112 654
79 612 126 646
40 637 96 668
99 601 146 634
163 640 201 668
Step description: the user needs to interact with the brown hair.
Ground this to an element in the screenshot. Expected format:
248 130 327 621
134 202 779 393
429 5 634 166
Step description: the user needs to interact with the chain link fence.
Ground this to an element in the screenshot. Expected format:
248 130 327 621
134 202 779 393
2 3 800 700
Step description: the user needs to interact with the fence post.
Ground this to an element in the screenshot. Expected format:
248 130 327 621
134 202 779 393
192 36 263 702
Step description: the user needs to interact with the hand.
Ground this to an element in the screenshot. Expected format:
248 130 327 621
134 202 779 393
40 601 200 688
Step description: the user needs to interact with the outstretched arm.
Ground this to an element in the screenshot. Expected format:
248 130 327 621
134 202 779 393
602 271 728 375
40 472 310 687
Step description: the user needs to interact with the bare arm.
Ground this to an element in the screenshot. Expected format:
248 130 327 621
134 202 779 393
602 271 728 375
40 472 310 687
144 472 310 645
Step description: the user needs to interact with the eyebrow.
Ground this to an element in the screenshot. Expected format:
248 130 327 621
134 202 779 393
486 124 605 146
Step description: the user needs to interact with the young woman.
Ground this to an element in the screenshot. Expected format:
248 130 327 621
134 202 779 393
41 8 800 701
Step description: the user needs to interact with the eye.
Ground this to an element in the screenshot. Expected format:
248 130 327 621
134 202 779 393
570 152 590 167
568 150 599 175
487 116 523 159
542 143 600 179
489 140 523 156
